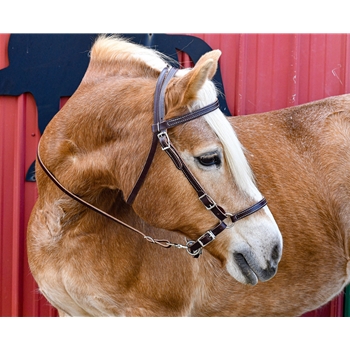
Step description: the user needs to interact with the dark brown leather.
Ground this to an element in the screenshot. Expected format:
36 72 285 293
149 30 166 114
187 221 227 257
151 99 220 133
230 198 267 222
128 68 220 205
126 67 178 205
158 133 228 222
126 133 158 205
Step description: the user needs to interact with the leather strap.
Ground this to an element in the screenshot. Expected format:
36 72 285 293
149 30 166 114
154 67 178 128
128 68 220 206
187 221 227 257
230 197 267 222
152 100 219 133
36 146 182 249
186 198 268 257
157 132 227 222
127 67 178 205
126 133 158 205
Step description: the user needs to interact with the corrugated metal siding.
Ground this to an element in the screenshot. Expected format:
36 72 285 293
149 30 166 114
0 33 349 316
189 34 350 113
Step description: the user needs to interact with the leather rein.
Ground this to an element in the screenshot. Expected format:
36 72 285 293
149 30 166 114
37 65 267 258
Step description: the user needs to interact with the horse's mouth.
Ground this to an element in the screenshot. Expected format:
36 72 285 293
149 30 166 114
233 251 279 285
233 252 259 285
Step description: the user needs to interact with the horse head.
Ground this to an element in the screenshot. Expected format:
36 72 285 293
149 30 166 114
38 36 283 286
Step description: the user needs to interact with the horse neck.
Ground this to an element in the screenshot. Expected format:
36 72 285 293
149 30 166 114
39 75 157 203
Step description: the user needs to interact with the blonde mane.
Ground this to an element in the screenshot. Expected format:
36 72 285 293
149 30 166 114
194 83 259 198
91 35 171 71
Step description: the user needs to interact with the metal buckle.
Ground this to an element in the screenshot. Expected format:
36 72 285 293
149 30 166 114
199 193 217 210
157 131 171 151
185 230 216 257
197 230 216 247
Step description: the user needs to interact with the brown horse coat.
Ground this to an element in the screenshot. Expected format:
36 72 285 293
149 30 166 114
27 36 350 316
227 95 350 315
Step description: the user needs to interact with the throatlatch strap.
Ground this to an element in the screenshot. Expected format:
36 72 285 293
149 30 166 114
126 67 178 205
36 146 178 249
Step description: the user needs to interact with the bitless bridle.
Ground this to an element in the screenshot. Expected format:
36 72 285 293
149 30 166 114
37 66 267 258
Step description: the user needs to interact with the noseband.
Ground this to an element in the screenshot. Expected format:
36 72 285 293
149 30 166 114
37 66 267 258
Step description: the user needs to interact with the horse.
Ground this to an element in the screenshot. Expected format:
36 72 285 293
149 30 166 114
27 35 282 316
26 35 349 316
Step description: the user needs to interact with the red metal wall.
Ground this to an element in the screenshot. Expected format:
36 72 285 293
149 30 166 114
0 34 56 316
1 33 349 316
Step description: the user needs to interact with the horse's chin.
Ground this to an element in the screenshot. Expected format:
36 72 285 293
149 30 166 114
230 253 259 285
225 262 257 285
226 251 278 286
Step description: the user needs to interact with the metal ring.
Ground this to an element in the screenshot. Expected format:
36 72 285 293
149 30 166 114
186 241 203 256
223 213 235 229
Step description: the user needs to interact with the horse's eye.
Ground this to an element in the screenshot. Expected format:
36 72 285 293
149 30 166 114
197 153 221 168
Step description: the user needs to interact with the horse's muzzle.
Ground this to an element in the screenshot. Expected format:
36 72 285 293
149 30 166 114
233 245 280 285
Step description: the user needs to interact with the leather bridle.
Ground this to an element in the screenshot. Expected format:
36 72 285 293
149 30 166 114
37 65 267 258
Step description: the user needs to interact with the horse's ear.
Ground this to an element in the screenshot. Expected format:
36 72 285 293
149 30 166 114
195 49 222 80
170 50 221 107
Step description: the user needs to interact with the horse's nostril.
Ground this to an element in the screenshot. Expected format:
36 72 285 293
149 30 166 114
267 262 277 274
271 244 281 262
264 245 281 277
